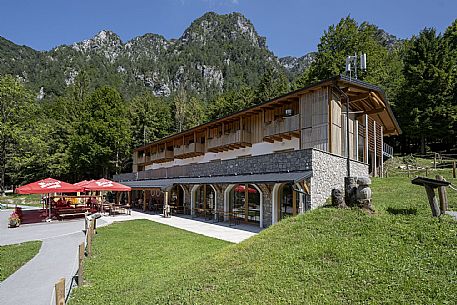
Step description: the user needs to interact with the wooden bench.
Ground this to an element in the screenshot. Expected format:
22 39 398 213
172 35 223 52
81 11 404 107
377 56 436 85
55 207 89 220
193 208 215 220
213 210 242 226
412 176 450 217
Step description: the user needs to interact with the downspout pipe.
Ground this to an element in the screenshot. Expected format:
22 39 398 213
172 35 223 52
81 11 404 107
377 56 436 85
332 84 351 178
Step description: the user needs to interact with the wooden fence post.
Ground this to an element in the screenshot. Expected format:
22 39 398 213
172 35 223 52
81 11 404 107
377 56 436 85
453 161 456 179
425 167 428 177
434 153 437 169
436 175 448 214
78 242 84 285
424 185 441 217
55 278 65 305
86 220 94 257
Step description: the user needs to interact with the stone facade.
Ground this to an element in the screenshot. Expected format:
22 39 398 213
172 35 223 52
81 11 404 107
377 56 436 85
310 149 369 208
122 148 371 228
258 184 273 228
212 184 226 212
180 185 192 211
115 149 313 182
186 148 312 177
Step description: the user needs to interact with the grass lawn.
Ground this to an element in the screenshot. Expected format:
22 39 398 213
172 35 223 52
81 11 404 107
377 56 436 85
0 194 42 208
69 220 230 305
0 241 42 281
70 177 457 304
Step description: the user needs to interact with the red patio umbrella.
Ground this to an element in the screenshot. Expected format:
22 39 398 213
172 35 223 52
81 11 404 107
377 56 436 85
83 178 131 192
15 178 85 219
74 180 94 187
16 178 84 194
234 185 257 193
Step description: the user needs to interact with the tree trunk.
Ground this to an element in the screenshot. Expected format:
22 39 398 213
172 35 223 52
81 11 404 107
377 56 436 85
420 135 426 154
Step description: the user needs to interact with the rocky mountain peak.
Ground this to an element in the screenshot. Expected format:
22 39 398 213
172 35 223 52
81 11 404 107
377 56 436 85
279 53 316 78
180 12 264 48
72 30 123 62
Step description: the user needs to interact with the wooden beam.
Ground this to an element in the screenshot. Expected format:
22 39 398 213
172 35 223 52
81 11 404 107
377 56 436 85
365 107 385 115
370 91 386 108
264 137 274 143
344 86 367 93
349 92 370 103
272 135 283 142
328 89 333 153
368 93 381 108
384 128 397 135
291 131 300 138
282 134 292 140
245 184 248 223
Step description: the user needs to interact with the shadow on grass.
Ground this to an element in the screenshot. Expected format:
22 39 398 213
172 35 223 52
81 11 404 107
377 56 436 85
386 207 417 215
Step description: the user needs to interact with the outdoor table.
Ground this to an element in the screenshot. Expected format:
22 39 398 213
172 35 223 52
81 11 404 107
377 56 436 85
194 208 214 220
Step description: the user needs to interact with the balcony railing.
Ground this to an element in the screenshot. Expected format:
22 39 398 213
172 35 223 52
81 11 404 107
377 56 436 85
174 143 204 158
151 150 174 163
207 130 252 151
264 114 300 138
383 142 394 158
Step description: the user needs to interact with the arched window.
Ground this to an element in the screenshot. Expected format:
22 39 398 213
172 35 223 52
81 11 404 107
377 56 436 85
278 183 299 220
170 185 184 207
229 184 260 224
194 185 215 210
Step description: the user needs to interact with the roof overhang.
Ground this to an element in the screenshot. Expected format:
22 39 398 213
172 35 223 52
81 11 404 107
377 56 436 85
122 171 312 190
335 76 401 136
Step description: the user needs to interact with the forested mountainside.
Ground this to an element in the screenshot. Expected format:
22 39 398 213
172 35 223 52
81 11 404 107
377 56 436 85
0 12 307 99
1 12 456 189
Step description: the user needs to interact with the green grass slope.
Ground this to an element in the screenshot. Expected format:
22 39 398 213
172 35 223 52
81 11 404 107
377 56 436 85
70 177 457 304
0 241 42 281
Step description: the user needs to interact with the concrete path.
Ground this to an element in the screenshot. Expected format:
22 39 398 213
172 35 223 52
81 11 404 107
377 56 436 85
0 209 258 305
446 211 457 220
0 231 85 305
0 211 88 246
0 211 105 305
100 210 260 243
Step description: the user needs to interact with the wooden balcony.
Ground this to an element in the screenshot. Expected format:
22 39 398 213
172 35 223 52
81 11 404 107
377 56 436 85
174 143 205 159
137 155 145 164
263 114 300 142
152 150 174 163
207 130 252 152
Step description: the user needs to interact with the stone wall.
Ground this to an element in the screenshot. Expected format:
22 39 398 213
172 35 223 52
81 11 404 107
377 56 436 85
257 184 273 228
213 184 226 212
115 149 313 182
186 149 312 178
310 149 368 208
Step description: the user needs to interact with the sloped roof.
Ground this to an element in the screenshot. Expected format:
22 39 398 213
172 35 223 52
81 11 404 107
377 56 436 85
122 171 312 190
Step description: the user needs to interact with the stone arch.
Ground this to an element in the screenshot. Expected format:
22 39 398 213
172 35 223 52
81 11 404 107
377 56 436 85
190 185 200 215
272 182 305 224
226 183 263 228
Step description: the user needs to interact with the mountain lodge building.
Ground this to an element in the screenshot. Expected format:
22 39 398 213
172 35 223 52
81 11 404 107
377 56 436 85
114 75 401 228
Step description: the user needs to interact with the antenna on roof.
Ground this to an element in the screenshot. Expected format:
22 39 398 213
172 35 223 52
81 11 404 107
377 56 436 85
345 52 367 80
360 53 367 71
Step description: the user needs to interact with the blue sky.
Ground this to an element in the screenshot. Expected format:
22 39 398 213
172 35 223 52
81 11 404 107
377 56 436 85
1 0 456 57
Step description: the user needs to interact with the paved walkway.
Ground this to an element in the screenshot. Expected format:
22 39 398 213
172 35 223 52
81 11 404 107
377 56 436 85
101 210 260 243
0 209 258 305
446 211 457 220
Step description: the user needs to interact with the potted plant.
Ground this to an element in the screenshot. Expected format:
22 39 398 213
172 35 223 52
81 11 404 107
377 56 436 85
8 211 21 228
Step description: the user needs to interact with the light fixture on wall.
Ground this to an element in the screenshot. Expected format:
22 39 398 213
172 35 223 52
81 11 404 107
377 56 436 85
284 109 293 117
